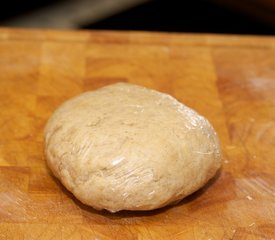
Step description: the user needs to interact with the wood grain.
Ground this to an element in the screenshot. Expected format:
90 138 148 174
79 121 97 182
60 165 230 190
0 28 275 239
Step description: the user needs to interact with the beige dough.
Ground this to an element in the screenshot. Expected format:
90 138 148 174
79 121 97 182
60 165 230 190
44 83 221 212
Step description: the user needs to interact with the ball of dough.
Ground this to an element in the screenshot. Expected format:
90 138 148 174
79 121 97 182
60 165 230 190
44 83 221 212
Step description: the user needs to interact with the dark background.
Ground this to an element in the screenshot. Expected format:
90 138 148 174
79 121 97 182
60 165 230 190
85 0 275 35
1 0 275 35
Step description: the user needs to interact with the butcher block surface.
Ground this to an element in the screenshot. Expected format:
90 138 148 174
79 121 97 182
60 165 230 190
0 28 275 239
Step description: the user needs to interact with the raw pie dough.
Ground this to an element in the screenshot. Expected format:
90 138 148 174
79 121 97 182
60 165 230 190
44 83 221 212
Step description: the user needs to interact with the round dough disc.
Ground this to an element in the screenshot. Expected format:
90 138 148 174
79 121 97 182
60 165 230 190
44 83 221 212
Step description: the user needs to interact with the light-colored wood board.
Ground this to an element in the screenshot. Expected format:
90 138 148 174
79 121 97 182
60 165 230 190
0 28 274 239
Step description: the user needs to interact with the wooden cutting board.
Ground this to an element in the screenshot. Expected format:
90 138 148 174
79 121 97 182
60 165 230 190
0 28 275 239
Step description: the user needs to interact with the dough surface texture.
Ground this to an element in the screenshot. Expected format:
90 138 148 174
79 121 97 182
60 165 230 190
44 83 221 212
